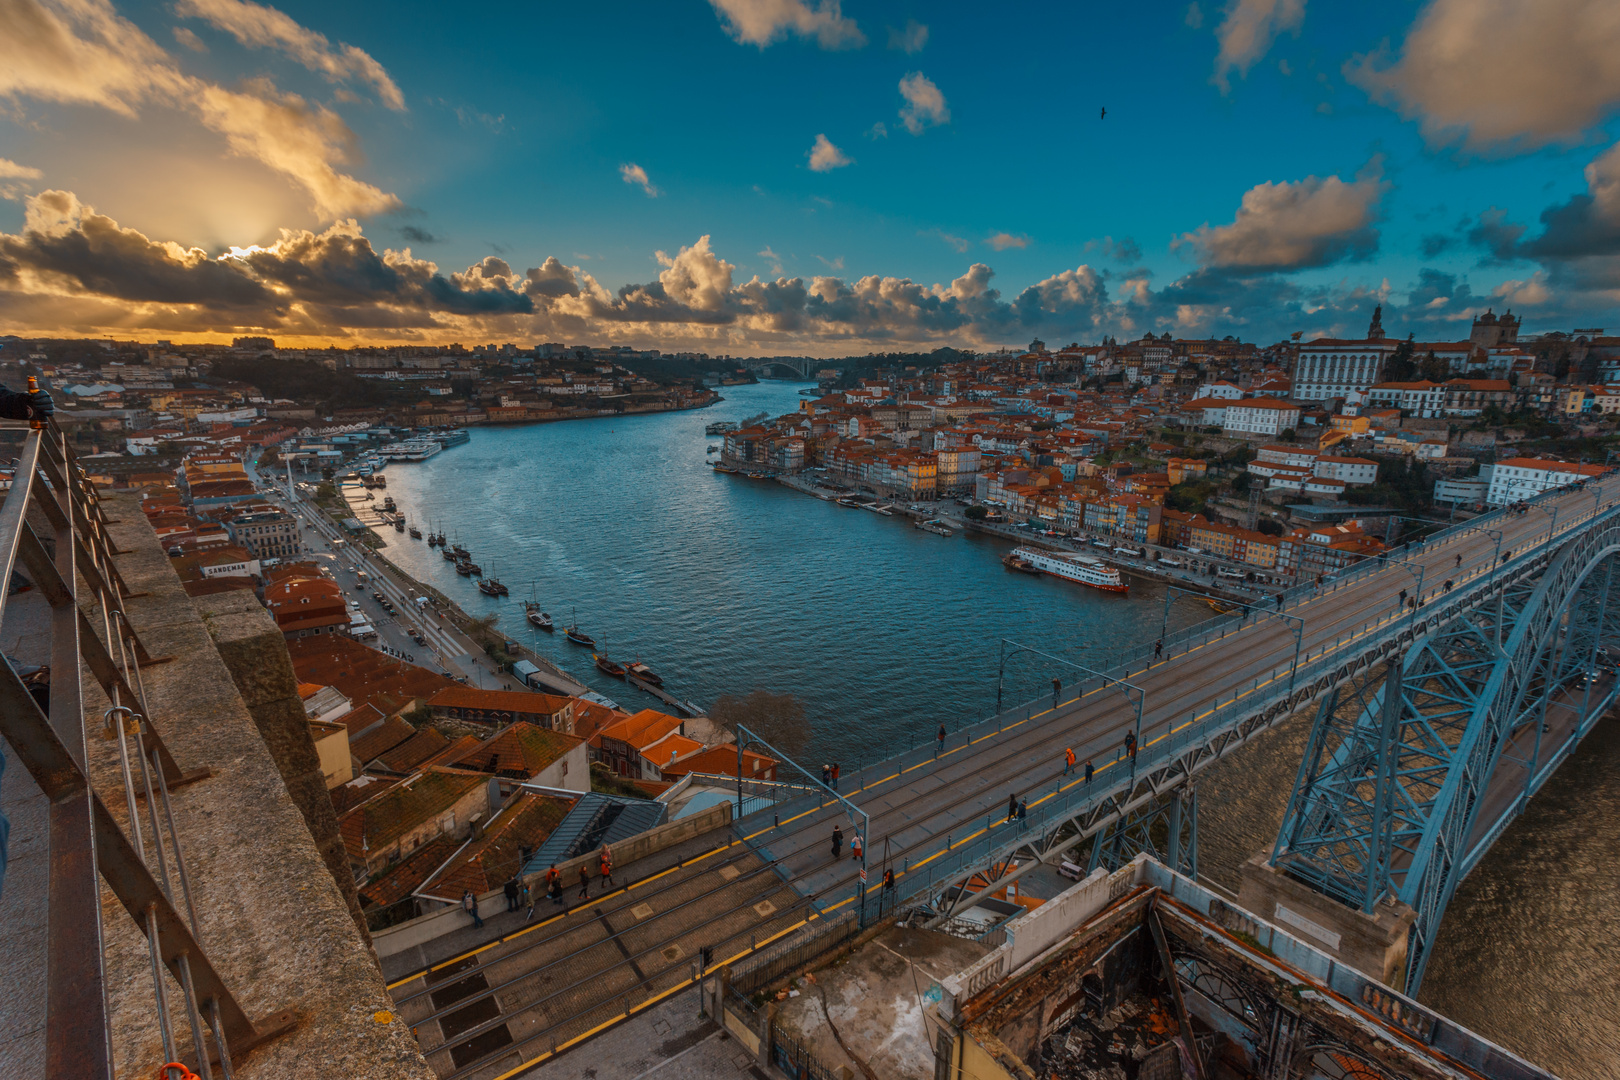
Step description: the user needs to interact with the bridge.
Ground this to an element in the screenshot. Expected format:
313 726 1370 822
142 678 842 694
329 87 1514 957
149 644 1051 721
732 477 1620 994
744 356 818 379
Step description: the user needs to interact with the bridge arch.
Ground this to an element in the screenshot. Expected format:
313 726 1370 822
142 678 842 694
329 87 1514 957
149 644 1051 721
1276 518 1620 990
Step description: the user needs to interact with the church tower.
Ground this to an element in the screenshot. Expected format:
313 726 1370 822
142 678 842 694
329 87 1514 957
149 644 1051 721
1367 304 1385 341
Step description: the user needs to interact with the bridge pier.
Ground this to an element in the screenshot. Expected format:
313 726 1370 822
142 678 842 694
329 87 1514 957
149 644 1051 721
1237 853 1417 990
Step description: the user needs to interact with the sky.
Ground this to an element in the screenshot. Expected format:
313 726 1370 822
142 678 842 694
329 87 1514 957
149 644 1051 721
1 0 1619 355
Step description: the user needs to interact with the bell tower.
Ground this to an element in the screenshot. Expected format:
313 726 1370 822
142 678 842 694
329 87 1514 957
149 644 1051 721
1367 304 1385 341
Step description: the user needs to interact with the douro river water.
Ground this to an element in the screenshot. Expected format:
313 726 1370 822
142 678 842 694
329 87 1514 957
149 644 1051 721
381 380 1618 1077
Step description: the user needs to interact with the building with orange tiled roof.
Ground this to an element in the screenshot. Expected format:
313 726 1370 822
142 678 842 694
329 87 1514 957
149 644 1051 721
414 792 579 905
660 744 778 783
425 685 575 732
265 575 349 639
287 636 459 718
447 722 589 791
350 715 416 766
594 709 685 778
356 835 460 920
368 726 449 775
338 767 494 877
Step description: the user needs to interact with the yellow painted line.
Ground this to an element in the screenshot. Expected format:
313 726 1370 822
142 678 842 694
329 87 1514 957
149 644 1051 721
387 839 743 990
485 916 816 1079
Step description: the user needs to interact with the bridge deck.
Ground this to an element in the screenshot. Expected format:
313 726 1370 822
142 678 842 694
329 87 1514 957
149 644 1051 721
734 483 1617 919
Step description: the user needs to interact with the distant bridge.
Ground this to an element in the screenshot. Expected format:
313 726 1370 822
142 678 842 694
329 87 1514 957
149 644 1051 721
733 479 1620 993
744 357 818 379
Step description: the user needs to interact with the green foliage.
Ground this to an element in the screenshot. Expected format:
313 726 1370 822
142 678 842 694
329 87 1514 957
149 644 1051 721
1232 471 1253 494
1279 428 1296 441
964 504 989 520
1344 457 1433 513
590 762 649 798
709 689 809 758
1256 517 1284 536
1165 479 1216 514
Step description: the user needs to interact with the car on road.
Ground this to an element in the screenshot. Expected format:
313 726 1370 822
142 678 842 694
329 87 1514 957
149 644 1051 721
412 633 427 646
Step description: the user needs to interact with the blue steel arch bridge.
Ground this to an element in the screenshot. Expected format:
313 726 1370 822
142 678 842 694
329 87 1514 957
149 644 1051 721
732 476 1620 995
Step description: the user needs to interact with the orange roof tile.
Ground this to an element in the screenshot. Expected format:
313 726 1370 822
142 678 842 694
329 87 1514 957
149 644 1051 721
416 792 578 902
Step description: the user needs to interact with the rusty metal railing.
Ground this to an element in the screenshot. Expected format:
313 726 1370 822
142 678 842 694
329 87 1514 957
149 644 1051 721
0 417 288 1078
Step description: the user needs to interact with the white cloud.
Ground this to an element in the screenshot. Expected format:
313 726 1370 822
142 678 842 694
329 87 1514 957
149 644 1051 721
1589 142 1620 224
1176 162 1386 270
620 163 660 197
0 158 44 201
807 134 852 172
172 26 208 52
758 245 784 274
0 0 400 219
174 0 404 110
1211 0 1305 93
707 0 864 50
816 254 845 270
898 72 949 135
888 19 927 53
0 159 44 180
924 229 969 253
866 121 888 139
1348 0 1620 151
986 232 1030 251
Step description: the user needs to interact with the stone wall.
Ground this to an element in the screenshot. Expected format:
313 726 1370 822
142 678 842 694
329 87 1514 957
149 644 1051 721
190 586 370 941
91 494 432 1078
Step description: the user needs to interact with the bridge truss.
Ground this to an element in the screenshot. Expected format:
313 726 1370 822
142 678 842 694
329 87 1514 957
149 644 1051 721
1273 521 1620 990
903 502 1620 980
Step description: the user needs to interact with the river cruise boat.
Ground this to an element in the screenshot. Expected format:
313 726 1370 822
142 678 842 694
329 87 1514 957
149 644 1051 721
379 439 444 461
712 463 739 474
915 519 954 537
1008 547 1129 594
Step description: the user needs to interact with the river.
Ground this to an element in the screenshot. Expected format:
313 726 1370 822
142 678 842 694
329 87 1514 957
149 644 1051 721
379 380 1617 1077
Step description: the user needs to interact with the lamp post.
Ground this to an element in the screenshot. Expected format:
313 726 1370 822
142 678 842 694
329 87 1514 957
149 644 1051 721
1160 585 1304 691
995 638 1145 775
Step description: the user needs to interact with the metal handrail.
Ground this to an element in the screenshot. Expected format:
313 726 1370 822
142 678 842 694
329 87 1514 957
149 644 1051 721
0 418 285 1078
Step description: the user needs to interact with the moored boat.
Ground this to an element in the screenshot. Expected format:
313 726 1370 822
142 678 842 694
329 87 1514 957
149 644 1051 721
1008 546 1129 594
594 653 627 678
526 604 553 630
442 548 459 560
626 660 663 686
393 518 405 532
456 562 473 576
565 609 594 647
409 525 422 539
1002 552 1044 574
915 519 954 537
712 463 739 474
464 562 482 576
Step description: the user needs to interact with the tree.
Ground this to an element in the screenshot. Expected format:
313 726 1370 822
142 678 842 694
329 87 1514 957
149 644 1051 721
709 690 808 759
1382 334 1417 382
1256 518 1284 536
965 504 988 520
1279 428 1297 442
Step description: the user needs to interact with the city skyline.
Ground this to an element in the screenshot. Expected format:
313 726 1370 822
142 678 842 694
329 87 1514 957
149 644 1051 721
0 0 1618 353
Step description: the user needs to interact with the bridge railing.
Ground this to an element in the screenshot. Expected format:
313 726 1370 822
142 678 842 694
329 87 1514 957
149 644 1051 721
839 493 1620 916
0 418 285 1079
1078 477 1614 691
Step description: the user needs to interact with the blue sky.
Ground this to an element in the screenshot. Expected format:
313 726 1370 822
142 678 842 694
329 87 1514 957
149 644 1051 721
1 0 1618 351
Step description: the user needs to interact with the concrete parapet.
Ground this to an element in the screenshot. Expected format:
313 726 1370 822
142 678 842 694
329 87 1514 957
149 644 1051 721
190 586 370 943
1237 850 1418 989
91 494 432 1078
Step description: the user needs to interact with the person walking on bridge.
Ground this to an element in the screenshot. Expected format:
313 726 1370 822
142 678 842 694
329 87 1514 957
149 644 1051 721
599 845 615 889
1007 791 1019 822
1154 639 1163 660
1052 677 1061 708
851 832 863 862
1017 798 1027 829
937 723 947 755
831 762 840 790
1063 747 1076 776
832 824 843 858
1125 730 1137 766
1456 554 1463 568
577 863 590 900
1398 587 1407 607
821 763 831 786
1085 758 1094 786
546 865 562 906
